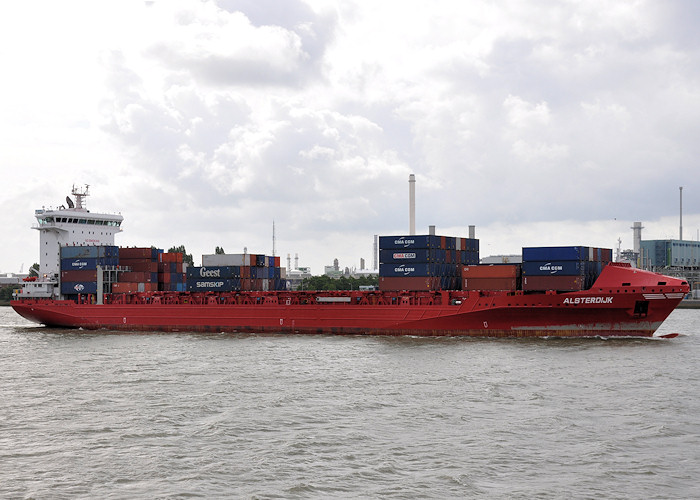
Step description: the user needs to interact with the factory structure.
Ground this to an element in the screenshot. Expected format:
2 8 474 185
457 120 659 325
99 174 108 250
621 188 699 297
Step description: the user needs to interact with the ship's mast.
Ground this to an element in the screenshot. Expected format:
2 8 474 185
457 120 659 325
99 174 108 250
72 184 90 210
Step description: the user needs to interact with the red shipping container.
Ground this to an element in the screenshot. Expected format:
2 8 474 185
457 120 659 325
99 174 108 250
61 270 97 282
461 264 520 279
522 275 585 292
274 256 281 268
119 247 154 259
120 271 155 282
120 259 158 273
463 277 518 291
241 266 251 278
112 282 138 293
379 276 437 291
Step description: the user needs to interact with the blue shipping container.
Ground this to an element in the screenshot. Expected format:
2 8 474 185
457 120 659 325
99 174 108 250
186 278 239 292
60 257 117 271
379 263 441 277
380 248 437 263
522 260 586 276
379 235 441 250
61 281 98 295
522 246 589 262
187 266 240 279
60 245 119 259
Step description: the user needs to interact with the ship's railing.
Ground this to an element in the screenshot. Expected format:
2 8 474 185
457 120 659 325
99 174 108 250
99 289 486 307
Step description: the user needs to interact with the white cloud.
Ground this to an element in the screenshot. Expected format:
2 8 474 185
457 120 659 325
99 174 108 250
1 0 699 275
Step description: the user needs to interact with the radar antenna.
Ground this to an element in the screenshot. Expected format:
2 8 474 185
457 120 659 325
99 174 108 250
71 184 90 210
65 196 75 209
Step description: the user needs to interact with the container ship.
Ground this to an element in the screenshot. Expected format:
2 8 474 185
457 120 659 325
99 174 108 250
11 187 689 338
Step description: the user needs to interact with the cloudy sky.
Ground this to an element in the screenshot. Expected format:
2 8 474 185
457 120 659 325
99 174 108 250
1 0 699 274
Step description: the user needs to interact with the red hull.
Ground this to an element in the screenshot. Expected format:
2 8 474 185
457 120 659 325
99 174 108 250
12 264 689 338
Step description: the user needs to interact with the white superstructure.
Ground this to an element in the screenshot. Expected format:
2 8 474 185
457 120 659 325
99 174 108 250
21 185 123 298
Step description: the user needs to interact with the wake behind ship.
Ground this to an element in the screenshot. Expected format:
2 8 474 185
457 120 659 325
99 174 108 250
12 186 689 337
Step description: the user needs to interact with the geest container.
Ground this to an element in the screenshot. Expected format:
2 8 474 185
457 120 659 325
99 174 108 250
186 266 240 279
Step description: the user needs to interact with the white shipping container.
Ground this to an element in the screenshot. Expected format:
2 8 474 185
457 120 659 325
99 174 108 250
202 253 252 267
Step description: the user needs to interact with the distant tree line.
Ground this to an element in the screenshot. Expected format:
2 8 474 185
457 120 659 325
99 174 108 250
300 275 378 291
167 245 194 266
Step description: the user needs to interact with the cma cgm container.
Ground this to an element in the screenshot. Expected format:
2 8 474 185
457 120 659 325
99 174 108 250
379 235 442 250
60 257 118 271
521 261 587 276
379 263 442 277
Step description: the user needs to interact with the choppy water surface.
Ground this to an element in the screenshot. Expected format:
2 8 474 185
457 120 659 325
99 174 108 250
1 307 699 499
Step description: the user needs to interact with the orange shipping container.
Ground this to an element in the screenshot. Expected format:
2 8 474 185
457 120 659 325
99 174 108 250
112 282 139 293
463 277 518 291
461 264 520 279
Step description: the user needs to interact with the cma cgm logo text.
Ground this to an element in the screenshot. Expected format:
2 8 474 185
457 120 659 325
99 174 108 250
199 267 221 278
394 239 415 247
539 262 563 273
563 297 613 305
394 266 415 275
393 253 416 259
71 260 88 268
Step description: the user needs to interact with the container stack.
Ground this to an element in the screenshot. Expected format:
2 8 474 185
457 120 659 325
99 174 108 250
114 247 160 293
378 235 479 291
189 253 286 292
158 252 186 292
59 245 119 296
521 246 612 292
461 264 521 291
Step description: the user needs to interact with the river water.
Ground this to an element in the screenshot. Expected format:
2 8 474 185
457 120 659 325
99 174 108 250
1 306 698 499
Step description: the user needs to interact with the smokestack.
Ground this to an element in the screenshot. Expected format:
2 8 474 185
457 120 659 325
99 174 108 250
409 174 416 235
680 186 683 241
632 221 643 255
468 225 476 239
294 253 299 270
373 235 378 270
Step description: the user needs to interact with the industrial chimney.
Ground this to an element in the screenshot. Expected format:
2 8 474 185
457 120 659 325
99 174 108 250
409 174 416 235
680 186 683 241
